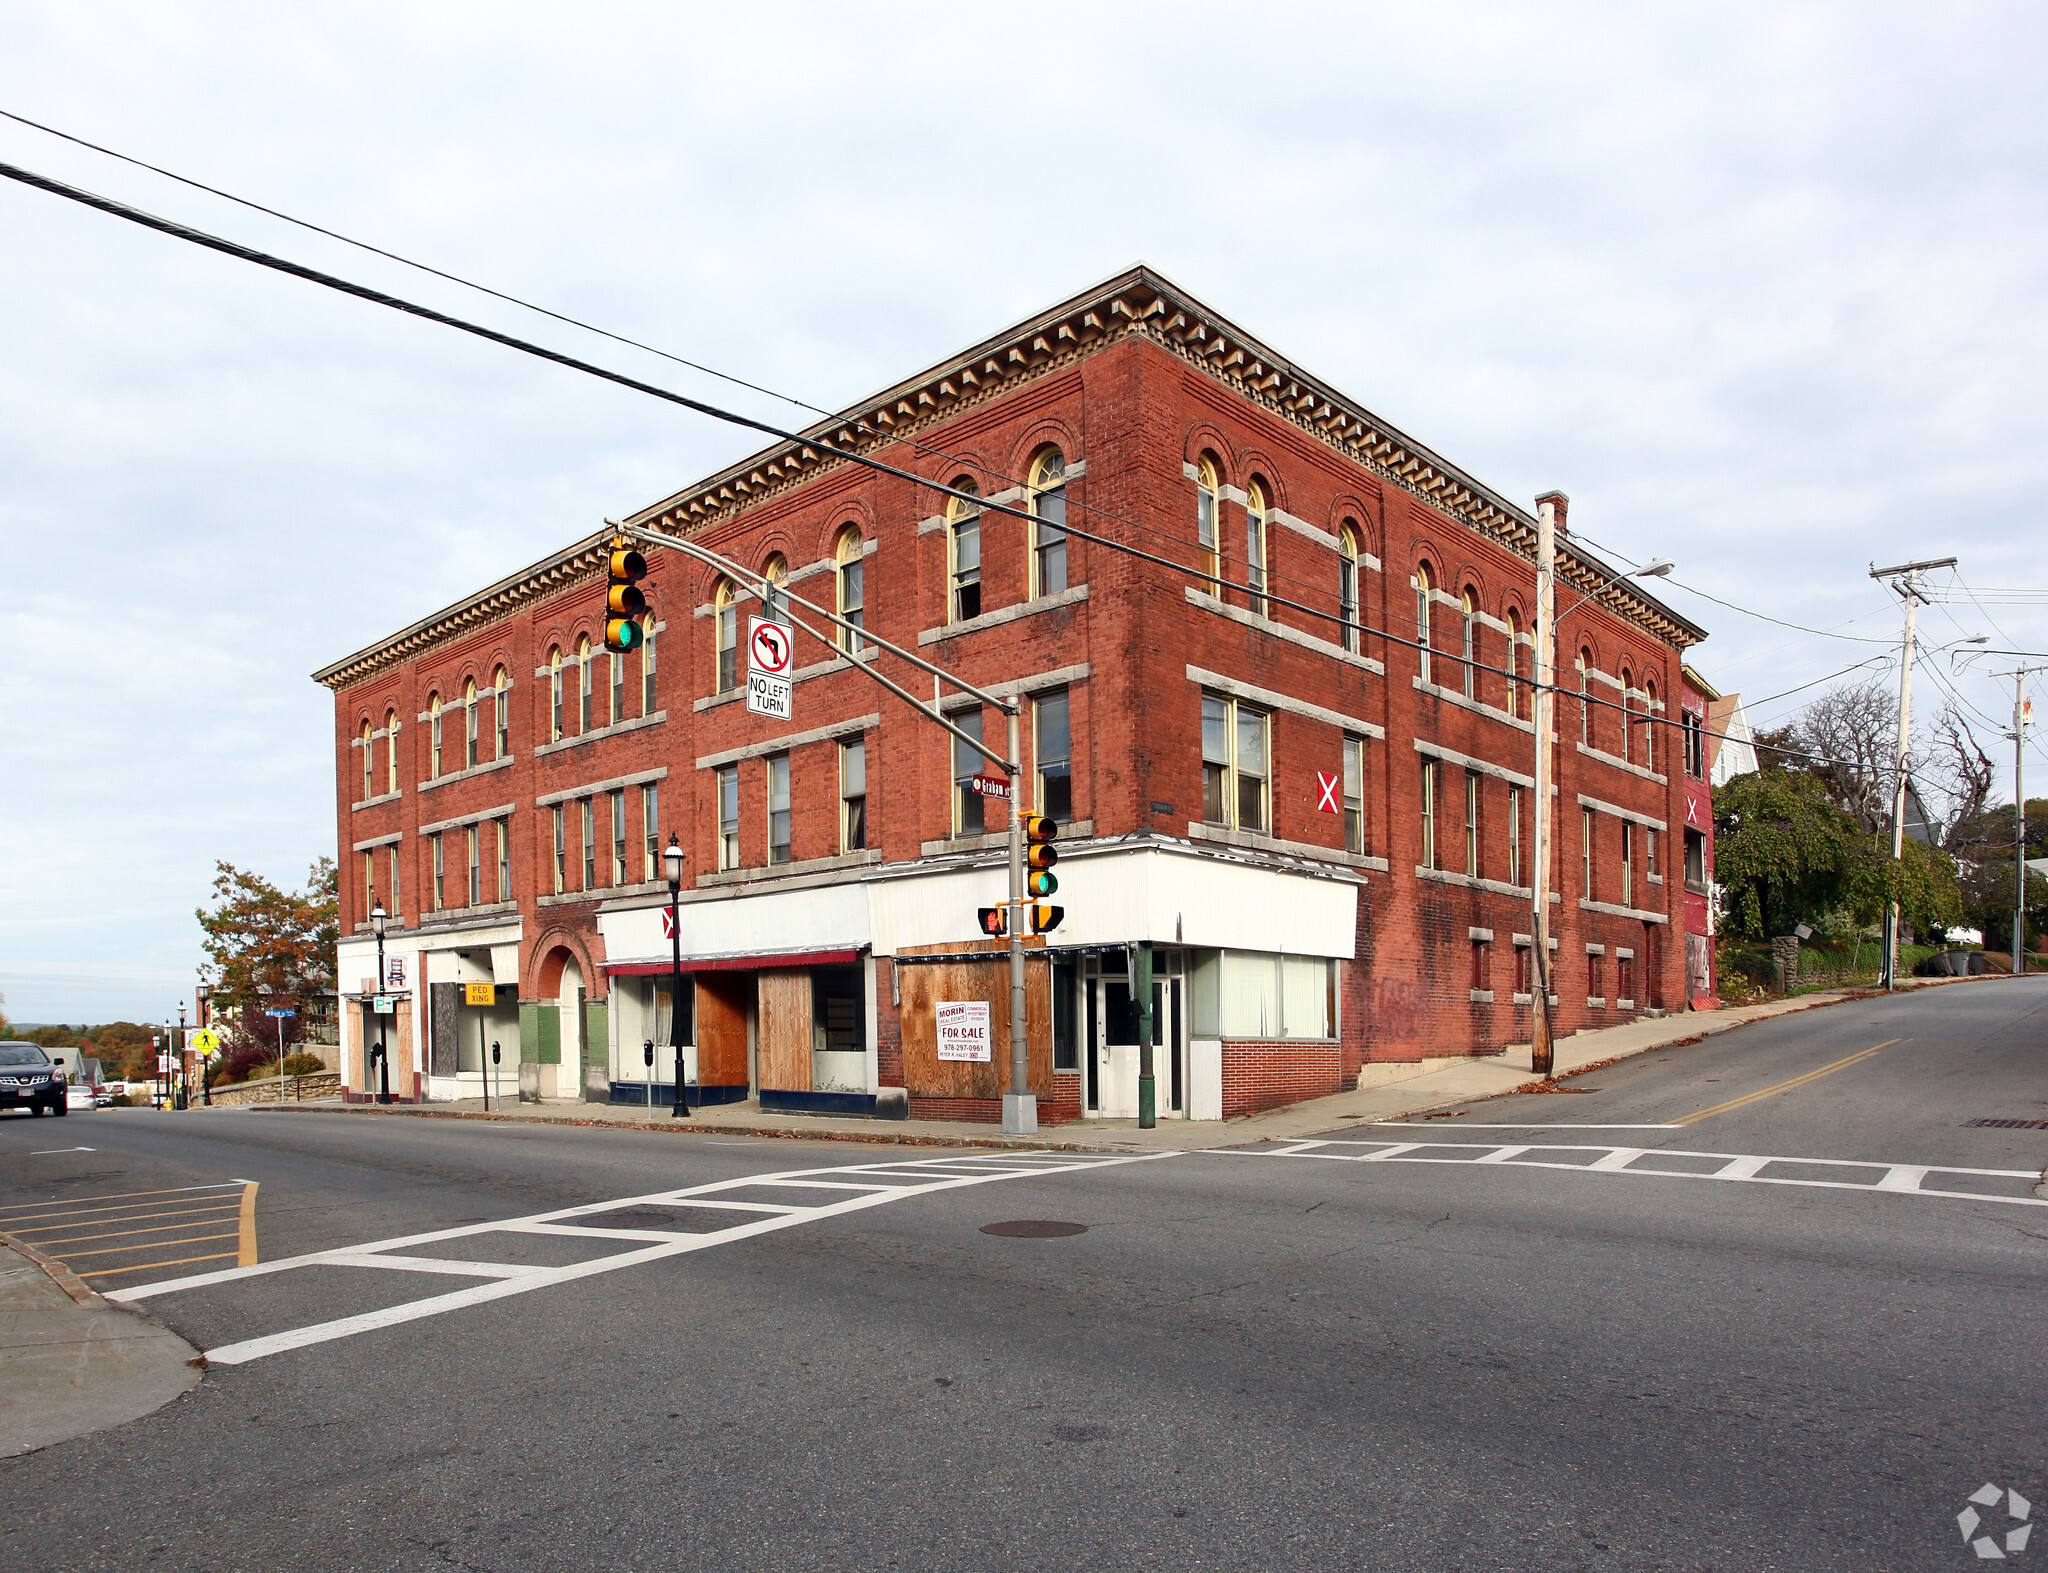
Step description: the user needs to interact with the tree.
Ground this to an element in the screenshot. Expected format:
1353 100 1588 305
1713 769 1861 938
1794 678 1897 834
195 859 339 1055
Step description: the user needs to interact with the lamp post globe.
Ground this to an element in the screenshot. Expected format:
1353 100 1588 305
369 893 391 1104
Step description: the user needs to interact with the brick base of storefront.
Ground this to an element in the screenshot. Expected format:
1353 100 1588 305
1222 1039 1345 1120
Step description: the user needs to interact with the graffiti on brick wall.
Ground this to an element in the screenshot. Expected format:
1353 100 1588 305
1368 979 1427 1044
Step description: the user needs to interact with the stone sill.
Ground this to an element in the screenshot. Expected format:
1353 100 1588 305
1469 989 1495 1004
1575 742 1667 785
1412 677 1534 733
1579 898 1670 924
1189 823 1384 873
1186 589 1385 675
419 755 515 794
694 651 874 711
917 584 1090 647
922 822 1095 858
352 791 403 812
534 713 666 757
1415 866 1533 899
699 849 884 887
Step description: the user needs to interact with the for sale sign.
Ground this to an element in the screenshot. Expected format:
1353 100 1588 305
935 1000 991 1062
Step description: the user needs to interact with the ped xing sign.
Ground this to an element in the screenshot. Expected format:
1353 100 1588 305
746 615 794 720
464 982 497 1007
189 1028 221 1057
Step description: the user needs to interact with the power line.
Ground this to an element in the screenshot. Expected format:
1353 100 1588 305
0 155 1882 780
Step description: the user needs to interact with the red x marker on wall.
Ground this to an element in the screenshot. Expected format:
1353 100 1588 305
1315 771 1340 813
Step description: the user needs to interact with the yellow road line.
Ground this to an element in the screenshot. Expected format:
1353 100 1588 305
4 1202 242 1236
30 1214 245 1248
0 1194 243 1227
0 1183 242 1214
1673 1040 1902 1125
54 1232 239 1262
80 1251 238 1279
238 1181 258 1267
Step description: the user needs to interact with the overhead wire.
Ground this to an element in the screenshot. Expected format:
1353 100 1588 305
0 154 1889 779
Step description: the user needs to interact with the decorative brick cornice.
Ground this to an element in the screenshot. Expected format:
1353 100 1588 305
315 265 1702 692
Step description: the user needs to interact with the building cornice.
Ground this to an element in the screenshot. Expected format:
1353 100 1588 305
316 265 1703 690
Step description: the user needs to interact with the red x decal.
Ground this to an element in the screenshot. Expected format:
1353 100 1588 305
1316 771 1341 813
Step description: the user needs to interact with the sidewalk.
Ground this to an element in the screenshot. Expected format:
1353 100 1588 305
250 975 1996 1155
0 1238 201 1457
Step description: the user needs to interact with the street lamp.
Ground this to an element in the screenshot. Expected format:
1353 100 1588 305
195 980 213 1106
371 896 392 1105
663 834 690 1118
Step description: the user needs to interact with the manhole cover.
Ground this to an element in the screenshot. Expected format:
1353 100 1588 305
1966 1118 2048 1130
981 1219 1087 1238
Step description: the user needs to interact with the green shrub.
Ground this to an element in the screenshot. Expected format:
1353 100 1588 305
281 1053 325 1077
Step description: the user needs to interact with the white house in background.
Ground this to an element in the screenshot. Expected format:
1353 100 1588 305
1707 691 1758 786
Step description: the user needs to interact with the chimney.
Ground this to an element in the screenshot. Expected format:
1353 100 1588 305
1535 489 1569 534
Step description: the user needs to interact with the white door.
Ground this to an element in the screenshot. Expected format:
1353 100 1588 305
1089 975 1184 1119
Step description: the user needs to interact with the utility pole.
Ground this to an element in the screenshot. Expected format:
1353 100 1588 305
1991 666 2045 974
1529 494 1560 1076
1870 557 1956 988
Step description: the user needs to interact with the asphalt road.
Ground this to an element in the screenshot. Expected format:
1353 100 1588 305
2 977 2044 1572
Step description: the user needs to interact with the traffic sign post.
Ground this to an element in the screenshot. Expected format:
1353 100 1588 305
264 1008 297 1100
746 615 794 719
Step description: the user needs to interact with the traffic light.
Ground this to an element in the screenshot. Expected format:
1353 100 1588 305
976 906 1008 937
1023 813 1059 898
1029 904 1064 934
604 540 648 652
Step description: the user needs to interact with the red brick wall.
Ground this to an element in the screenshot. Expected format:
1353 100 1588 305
1223 1039 1345 1119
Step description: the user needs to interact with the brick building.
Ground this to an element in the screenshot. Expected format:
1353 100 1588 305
1678 665 1721 1008
315 265 1705 1123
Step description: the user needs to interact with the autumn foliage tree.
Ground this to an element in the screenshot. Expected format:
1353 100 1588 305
195 859 338 1079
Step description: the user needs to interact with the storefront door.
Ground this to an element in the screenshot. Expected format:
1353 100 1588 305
1088 972 1183 1119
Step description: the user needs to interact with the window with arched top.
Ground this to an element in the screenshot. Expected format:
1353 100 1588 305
492 669 509 760
360 720 373 801
463 678 479 769
1244 477 1269 617
836 527 865 654
548 648 564 741
947 479 982 622
1643 679 1658 770
762 555 790 625
428 692 444 778
1337 523 1361 654
1461 588 1480 700
713 583 738 693
385 709 398 793
1578 648 1593 746
608 642 623 727
1030 449 1068 598
1505 612 1523 718
640 616 657 715
1197 455 1222 590
1415 563 1436 684
1618 668 1635 762
576 635 593 733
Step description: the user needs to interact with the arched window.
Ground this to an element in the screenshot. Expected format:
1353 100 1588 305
1197 455 1222 590
1642 680 1657 771
576 636 593 733
1415 563 1435 684
548 648 564 741
360 719 373 801
1244 477 1269 617
713 584 738 693
1337 523 1361 654
947 479 981 622
1505 612 1523 718
1461 588 1479 700
762 555 790 625
385 709 398 793
608 642 623 726
1619 667 1635 762
492 669 509 760
1578 648 1593 746
835 527 865 654
1030 449 1068 598
428 692 444 778
463 678 479 769
640 617 657 715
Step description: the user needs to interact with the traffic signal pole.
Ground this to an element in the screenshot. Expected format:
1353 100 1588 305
612 521 1039 1133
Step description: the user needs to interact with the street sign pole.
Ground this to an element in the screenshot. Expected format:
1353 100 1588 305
1004 705 1035 1135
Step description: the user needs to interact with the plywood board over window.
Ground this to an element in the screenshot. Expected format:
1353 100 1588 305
896 938 1053 1100
694 972 751 1092
757 968 812 1094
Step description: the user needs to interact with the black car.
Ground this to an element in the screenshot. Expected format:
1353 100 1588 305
0 1044 68 1116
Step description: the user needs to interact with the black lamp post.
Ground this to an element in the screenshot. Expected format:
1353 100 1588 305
371 896 392 1105
664 834 690 1117
177 1002 189 1109
195 981 213 1105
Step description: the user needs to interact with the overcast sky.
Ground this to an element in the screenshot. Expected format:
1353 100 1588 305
4 2 2045 1025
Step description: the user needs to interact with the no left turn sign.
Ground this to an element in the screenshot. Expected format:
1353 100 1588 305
749 618 793 675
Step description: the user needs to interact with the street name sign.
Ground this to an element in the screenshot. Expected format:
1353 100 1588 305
970 774 1011 799
935 1000 991 1062
264 1008 297 1018
746 615 794 720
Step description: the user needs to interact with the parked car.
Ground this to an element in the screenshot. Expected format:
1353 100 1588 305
94 1084 115 1108
0 1044 69 1117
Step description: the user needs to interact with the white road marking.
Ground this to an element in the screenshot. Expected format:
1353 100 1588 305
29 1147 98 1155
1216 1140 2046 1207
109 1150 1162 1364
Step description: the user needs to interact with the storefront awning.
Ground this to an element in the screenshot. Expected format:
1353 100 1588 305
605 947 862 977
